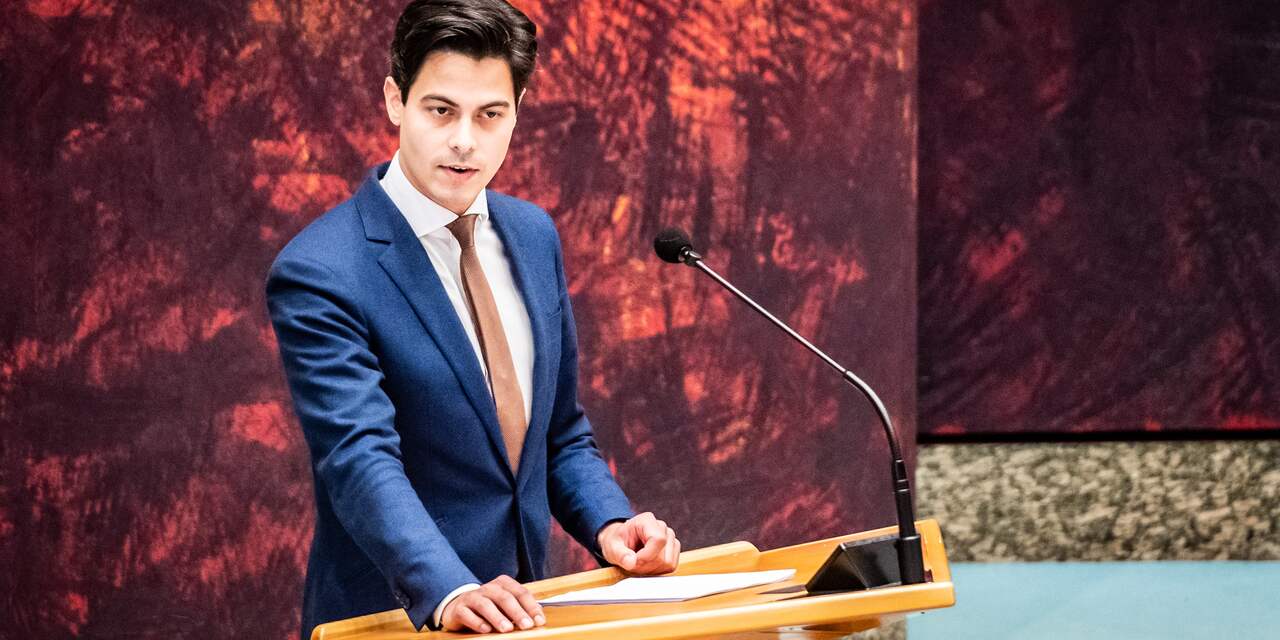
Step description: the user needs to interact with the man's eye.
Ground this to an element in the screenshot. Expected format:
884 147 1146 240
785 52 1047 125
483 111 500 119
431 106 450 116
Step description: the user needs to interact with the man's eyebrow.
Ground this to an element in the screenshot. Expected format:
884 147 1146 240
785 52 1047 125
420 94 460 107
419 95 511 111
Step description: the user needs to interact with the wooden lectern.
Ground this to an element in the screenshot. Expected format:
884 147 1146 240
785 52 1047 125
311 519 953 639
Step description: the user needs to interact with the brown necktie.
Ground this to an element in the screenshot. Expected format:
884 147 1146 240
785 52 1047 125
447 214 528 472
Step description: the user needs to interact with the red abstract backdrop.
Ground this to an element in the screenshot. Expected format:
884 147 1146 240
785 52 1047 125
0 1 916 637
919 0 1280 437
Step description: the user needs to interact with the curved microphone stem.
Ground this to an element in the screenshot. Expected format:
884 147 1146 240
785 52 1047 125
682 250 925 585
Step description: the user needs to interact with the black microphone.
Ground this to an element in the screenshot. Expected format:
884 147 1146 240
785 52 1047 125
653 227 926 591
653 228 702 265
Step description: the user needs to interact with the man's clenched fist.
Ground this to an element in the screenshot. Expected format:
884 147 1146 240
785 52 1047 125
597 512 681 575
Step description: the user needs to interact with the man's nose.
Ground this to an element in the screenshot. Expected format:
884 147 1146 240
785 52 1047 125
449 119 476 156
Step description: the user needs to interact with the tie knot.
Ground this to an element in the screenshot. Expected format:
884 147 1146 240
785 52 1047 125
447 214 478 249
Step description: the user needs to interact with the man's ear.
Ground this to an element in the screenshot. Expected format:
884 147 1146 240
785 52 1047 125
383 76 404 127
514 88 526 121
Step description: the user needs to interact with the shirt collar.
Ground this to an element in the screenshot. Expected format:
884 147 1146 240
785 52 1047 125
379 149 489 238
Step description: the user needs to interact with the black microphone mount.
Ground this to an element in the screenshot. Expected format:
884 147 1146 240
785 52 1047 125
654 228 926 591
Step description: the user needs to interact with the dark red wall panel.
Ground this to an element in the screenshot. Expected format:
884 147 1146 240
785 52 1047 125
919 1 1280 437
0 1 916 637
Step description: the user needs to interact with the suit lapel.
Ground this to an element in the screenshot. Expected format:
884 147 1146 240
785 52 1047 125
487 193 555 492
355 166 513 482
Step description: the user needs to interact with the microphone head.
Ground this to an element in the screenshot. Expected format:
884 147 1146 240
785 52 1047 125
654 227 694 264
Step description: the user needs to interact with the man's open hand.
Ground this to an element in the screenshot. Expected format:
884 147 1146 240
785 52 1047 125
597 512 681 574
441 575 545 633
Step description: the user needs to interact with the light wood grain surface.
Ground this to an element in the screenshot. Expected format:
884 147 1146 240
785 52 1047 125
312 519 953 640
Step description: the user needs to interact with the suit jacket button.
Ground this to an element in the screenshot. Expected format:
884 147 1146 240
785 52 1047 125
395 590 410 607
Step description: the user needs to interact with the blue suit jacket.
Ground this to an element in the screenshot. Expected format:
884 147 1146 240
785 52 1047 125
266 164 634 639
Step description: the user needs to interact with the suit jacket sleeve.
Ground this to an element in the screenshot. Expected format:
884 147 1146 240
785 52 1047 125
544 236 636 562
266 254 477 630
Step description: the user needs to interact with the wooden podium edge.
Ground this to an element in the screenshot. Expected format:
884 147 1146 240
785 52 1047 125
312 540 763 640
313 519 953 640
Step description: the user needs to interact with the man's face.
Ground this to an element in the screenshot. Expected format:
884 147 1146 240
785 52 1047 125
383 51 520 214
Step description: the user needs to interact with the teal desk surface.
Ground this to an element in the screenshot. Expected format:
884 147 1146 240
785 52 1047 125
909 561 1280 639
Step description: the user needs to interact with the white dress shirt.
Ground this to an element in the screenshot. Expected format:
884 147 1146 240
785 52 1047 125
379 150 536 627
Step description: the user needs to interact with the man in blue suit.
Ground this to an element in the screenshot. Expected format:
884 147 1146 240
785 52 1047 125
266 1 681 637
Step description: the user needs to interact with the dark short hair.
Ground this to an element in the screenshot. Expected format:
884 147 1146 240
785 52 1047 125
389 0 538 103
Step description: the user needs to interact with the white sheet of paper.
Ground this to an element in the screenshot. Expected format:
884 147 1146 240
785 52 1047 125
539 569 796 606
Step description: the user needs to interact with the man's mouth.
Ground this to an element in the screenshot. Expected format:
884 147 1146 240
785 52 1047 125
441 164 478 175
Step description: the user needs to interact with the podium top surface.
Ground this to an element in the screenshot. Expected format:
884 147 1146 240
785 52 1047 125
313 519 954 640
